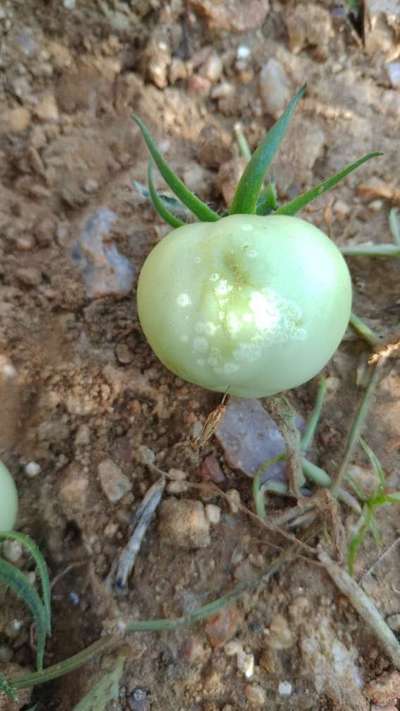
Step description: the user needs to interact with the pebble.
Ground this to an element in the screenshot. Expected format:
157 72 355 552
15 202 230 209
216 398 304 484
199 454 225 483
364 0 400 56
202 52 223 83
115 343 134 365
98 458 132 503
16 266 42 287
206 605 242 648
278 681 293 696
5 619 23 639
226 489 241 514
167 468 187 481
197 124 232 170
259 58 291 118
34 92 59 122
5 106 31 132
2 540 23 563
205 504 221 525
74 424 91 447
158 498 210 548
211 81 234 100
35 217 56 247
137 445 155 467
386 62 400 89
24 461 41 477
166 481 189 494
265 614 294 650
189 0 270 33
15 236 34 251
244 684 266 706
0 645 13 663
169 58 188 84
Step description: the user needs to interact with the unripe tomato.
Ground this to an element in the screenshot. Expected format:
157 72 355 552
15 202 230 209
137 214 352 397
0 461 18 531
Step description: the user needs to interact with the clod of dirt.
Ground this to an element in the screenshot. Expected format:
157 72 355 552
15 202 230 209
245 683 267 707
59 464 89 514
365 671 400 705
158 498 211 548
216 398 295 484
197 125 232 169
364 0 400 56
265 614 294 650
259 58 292 119
189 0 270 33
98 458 132 503
285 3 333 59
300 613 367 711
71 208 135 299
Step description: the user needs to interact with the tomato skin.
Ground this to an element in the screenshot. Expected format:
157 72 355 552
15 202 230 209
0 462 18 531
137 214 352 397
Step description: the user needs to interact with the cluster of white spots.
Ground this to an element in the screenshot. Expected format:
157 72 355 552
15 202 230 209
240 223 254 232
215 278 233 297
233 342 262 363
193 336 209 353
247 249 257 258
209 272 220 282
249 290 280 331
176 292 192 307
195 321 219 336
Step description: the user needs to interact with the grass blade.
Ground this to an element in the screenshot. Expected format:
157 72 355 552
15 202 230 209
360 438 385 489
229 85 306 215
0 557 47 670
276 152 383 216
0 531 51 634
147 162 185 228
133 115 220 222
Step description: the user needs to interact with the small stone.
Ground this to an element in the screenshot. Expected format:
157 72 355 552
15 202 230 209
145 37 171 89
205 504 221 525
34 92 59 122
237 45 251 61
210 81 234 100
180 634 211 666
5 619 23 639
59 465 89 512
202 52 223 83
15 236 34 251
237 649 254 679
98 459 132 503
259 58 291 118
35 217 56 246
187 75 211 95
16 267 42 287
166 481 189 494
6 107 31 132
0 356 17 381
386 62 400 89
245 683 266 706
3 540 23 563
24 461 41 477
226 489 241 514
205 604 242 647
334 199 351 220
265 614 294 650
199 454 225 483
137 445 155 467
278 681 293 696
169 58 188 84
365 671 400 705
115 343 133 365
167 468 187 481
189 0 270 33
364 0 400 56
158 498 210 548
286 3 333 57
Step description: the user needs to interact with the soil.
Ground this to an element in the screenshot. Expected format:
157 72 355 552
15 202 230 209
0 1 400 710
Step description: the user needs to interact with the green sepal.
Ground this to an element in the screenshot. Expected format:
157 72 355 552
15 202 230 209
229 85 306 215
147 162 185 228
256 181 278 215
133 115 220 223
276 152 383 216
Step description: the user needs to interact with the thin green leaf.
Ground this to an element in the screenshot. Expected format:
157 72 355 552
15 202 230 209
0 532 51 634
73 653 126 711
383 492 400 504
147 162 185 228
276 152 383 216
256 181 278 215
360 438 386 490
133 115 220 222
0 672 17 701
0 557 47 670
229 85 306 215
347 509 369 574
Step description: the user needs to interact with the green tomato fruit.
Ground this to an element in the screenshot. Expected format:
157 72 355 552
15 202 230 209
137 214 352 398
0 461 18 531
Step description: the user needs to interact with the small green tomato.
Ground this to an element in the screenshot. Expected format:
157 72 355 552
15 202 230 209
137 214 352 397
0 461 18 531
